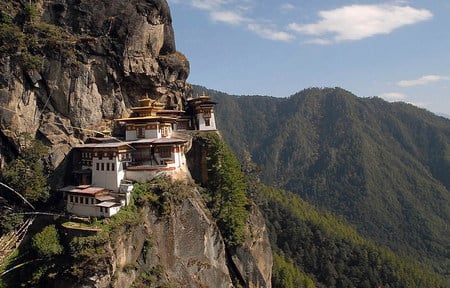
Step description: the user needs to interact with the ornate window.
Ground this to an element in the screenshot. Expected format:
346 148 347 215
159 146 172 158
137 127 145 138
203 109 211 118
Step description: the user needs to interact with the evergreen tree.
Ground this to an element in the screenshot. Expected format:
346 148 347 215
203 133 249 246
1 133 50 204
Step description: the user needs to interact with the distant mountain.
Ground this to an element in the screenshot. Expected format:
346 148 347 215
193 85 450 275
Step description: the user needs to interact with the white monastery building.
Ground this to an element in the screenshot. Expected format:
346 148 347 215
60 93 217 217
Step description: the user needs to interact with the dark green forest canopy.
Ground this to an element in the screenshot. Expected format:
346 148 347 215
253 182 448 287
194 85 450 276
191 132 249 246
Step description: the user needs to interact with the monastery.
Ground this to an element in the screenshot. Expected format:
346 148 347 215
59 94 217 218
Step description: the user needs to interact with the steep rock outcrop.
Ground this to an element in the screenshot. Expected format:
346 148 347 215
230 203 273 288
144 193 232 287
67 187 272 288
0 0 190 186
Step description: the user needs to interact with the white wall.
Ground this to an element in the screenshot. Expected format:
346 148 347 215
197 113 217 130
99 205 121 217
145 126 159 138
126 130 137 141
92 157 124 191
66 196 97 217
126 169 162 183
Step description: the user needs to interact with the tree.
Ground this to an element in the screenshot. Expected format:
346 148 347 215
0 133 50 203
0 211 24 234
272 252 315 288
32 225 63 258
203 133 249 246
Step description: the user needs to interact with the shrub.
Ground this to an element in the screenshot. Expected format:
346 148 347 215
0 23 25 53
32 225 63 258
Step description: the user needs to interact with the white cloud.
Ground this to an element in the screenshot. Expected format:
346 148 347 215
280 3 295 13
191 0 227 11
407 101 428 109
247 24 295 42
210 10 246 25
397 75 450 87
288 4 432 43
380 92 408 101
177 0 293 42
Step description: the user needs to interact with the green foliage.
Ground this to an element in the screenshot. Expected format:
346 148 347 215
0 23 24 53
199 133 249 246
19 4 38 24
68 205 143 280
0 212 24 234
201 85 450 274
133 265 165 287
272 252 315 288
0 12 13 25
0 3 79 70
252 181 448 288
1 134 50 204
132 177 195 216
32 225 63 258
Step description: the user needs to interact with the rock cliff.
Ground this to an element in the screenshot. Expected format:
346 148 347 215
57 185 271 288
0 0 190 186
74 192 234 288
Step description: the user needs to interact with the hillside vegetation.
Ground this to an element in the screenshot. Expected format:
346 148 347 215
252 181 448 287
194 85 450 276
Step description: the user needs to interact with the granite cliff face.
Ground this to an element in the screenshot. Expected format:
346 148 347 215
74 194 234 288
0 0 189 184
57 187 272 288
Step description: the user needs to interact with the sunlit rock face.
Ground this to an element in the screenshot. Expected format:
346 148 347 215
0 0 190 187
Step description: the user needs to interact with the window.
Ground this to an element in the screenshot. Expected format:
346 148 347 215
80 197 84 204
205 119 211 126
111 163 115 171
101 163 104 171
75 197 78 203
159 146 172 158
91 198 94 205
161 126 170 137
137 127 145 138
107 163 110 171
69 195 73 202
96 163 99 170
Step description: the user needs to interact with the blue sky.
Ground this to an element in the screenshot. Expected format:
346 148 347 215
167 0 450 116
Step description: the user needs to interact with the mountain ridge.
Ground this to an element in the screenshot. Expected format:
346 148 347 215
194 85 450 275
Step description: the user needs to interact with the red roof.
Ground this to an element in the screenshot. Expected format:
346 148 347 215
59 185 106 195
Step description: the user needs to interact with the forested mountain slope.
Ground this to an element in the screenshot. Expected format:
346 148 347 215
194 85 450 275
253 182 448 287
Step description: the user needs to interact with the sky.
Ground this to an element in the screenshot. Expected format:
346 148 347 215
167 0 450 116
